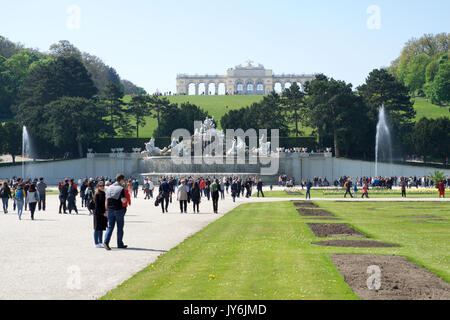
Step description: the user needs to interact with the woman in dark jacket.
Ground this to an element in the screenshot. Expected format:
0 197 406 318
191 182 201 213
1 182 12 214
93 182 107 248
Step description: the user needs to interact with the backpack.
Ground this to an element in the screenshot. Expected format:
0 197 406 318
210 183 219 193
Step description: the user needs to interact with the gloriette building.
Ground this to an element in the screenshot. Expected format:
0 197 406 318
176 61 315 95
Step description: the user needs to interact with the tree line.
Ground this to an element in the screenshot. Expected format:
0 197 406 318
390 33 450 105
0 36 145 119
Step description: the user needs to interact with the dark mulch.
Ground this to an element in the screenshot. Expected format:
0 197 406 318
293 202 319 208
313 240 400 248
307 223 366 238
286 192 304 196
298 209 335 217
398 215 440 219
306 217 342 221
409 221 431 224
330 254 450 300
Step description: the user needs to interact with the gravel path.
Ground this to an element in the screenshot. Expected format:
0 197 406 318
0 189 447 300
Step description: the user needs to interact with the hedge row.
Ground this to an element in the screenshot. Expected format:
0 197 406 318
88 136 318 153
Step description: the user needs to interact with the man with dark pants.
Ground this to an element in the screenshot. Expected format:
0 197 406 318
211 179 220 214
104 174 128 251
36 177 47 211
159 178 171 213
257 179 264 198
305 179 312 199
344 179 353 198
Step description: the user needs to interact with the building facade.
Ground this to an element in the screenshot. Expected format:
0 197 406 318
176 61 315 95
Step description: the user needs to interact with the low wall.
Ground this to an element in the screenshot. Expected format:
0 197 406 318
0 154 448 185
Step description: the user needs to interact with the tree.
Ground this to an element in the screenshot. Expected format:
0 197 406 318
358 69 416 152
16 55 97 109
281 82 306 137
49 40 82 60
155 102 211 138
128 95 152 138
1 122 22 163
121 79 147 95
102 82 132 136
429 57 450 105
150 96 173 137
404 54 431 93
413 117 450 162
43 97 113 158
305 74 369 158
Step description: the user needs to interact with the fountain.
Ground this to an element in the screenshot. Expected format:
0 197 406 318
375 105 393 177
22 126 31 179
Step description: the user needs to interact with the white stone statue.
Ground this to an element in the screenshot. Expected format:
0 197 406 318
142 138 170 156
251 134 271 156
226 137 246 156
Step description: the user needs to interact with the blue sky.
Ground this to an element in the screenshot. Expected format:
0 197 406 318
1 0 449 93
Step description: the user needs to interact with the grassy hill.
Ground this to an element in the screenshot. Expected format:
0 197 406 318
123 95 449 138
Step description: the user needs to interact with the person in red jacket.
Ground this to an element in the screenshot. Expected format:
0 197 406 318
123 188 131 213
438 180 445 198
200 178 206 197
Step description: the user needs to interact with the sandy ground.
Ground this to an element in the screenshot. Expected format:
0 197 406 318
0 187 448 300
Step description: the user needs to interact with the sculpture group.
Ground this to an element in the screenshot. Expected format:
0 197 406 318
142 117 273 157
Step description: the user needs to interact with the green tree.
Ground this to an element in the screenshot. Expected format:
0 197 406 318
103 82 132 136
358 69 416 152
305 74 369 158
404 54 431 93
128 95 152 138
1 122 22 163
281 82 306 137
150 96 173 137
43 97 113 158
413 117 450 162
429 57 450 105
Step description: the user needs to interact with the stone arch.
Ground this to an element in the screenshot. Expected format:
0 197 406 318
256 81 264 94
198 83 206 95
207 83 216 95
218 82 226 95
284 82 292 91
235 80 244 95
188 83 197 95
246 80 255 95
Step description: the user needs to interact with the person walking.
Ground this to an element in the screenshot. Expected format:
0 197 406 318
362 182 369 199
36 178 47 212
132 179 139 198
191 181 201 213
67 180 79 214
344 179 353 198
401 179 407 198
59 180 69 214
438 180 445 198
15 184 25 220
80 180 88 208
257 179 264 198
305 179 312 200
1 181 12 214
231 179 238 202
211 179 220 214
177 180 188 214
103 174 128 251
93 181 107 248
353 182 358 199
159 178 171 213
27 184 39 220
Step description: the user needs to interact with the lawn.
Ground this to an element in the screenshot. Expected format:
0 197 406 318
259 188 448 199
414 97 449 120
101 201 450 300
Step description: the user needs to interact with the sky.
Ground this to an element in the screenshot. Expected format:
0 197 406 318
1 0 449 93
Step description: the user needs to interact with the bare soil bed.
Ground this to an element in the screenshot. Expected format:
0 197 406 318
313 240 400 248
293 202 319 208
307 223 366 238
330 254 450 300
298 208 335 217
306 217 342 221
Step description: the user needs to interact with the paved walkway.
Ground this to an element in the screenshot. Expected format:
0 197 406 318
0 189 448 300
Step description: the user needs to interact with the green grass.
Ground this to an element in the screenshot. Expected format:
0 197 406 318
101 201 450 300
259 189 448 199
414 97 449 120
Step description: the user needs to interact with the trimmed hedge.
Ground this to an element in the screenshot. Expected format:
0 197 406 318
88 136 318 153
